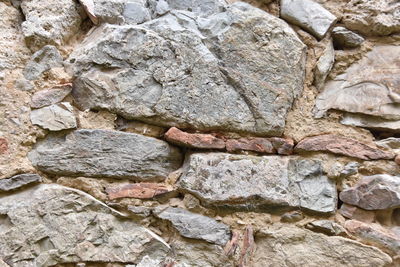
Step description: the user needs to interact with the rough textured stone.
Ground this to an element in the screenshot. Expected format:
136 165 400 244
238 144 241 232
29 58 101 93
106 183 173 200
0 184 170 267
116 118 166 138
155 207 231 246
396 155 400 166
78 0 98 24
23 45 63 80
28 129 182 181
340 174 400 210
165 127 225 150
345 220 400 256
21 0 84 51
315 45 400 122
268 137 294 155
281 210 304 223
30 102 77 131
341 113 400 133
306 220 346 236
314 40 334 91
31 84 72 108
178 153 337 214
251 225 392 267
226 138 274 154
280 0 337 39
332 26 365 49
0 173 42 192
339 204 375 223
0 138 8 155
69 2 306 136
343 0 400 36
295 134 394 160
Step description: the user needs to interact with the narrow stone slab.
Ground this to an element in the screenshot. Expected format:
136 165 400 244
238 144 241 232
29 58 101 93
30 102 77 131
295 134 394 160
332 26 364 48
306 220 346 236
280 0 337 39
164 127 225 150
0 173 42 192
340 174 400 210
31 84 72 108
106 183 173 200
226 138 274 154
154 207 231 246
0 184 170 267
178 153 337 214
28 129 183 181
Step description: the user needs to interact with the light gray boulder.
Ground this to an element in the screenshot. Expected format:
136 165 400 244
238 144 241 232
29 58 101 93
332 26 365 48
0 173 42 192
23 45 63 81
28 129 182 181
31 84 72 108
69 2 306 136
0 184 170 267
178 153 337 214
30 102 77 131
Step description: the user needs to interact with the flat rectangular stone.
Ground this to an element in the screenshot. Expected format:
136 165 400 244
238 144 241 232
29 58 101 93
106 183 173 200
0 173 42 192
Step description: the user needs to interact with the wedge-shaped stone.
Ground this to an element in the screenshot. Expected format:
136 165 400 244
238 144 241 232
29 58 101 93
178 153 337 214
0 173 42 192
30 102 77 131
69 2 306 136
251 225 392 267
28 129 182 181
0 184 170 267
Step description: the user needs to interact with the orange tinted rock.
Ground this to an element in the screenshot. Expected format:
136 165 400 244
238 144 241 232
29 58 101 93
295 134 394 160
268 137 294 155
106 183 172 200
165 127 225 150
226 138 274 154
0 138 8 154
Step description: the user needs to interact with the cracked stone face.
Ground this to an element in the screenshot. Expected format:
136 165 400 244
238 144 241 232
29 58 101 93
69 2 306 136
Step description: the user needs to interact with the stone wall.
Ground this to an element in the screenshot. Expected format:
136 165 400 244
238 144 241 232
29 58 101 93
0 0 399 266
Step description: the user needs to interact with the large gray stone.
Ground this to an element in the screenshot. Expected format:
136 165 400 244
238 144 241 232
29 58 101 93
341 113 400 133
0 173 42 192
21 0 84 51
28 129 182 181
280 0 337 39
0 184 170 267
178 153 337 214
30 102 77 131
69 2 306 136
315 45 400 121
154 207 231 246
23 45 63 80
251 225 392 267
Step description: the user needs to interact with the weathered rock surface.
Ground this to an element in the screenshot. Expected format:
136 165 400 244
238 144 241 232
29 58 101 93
340 174 400 210
251 225 392 267
21 0 84 51
31 84 72 108
280 0 337 39
268 137 294 155
225 138 274 154
345 220 400 256
30 102 77 131
178 153 337 214
341 113 400 133
69 2 306 136
339 204 375 223
0 184 170 267
28 129 182 181
106 183 173 200
315 45 400 122
342 0 400 36
78 0 98 24
164 127 225 150
332 26 364 49
295 134 394 160
0 173 42 192
306 220 346 236
155 207 231 246
314 40 334 90
23 45 63 80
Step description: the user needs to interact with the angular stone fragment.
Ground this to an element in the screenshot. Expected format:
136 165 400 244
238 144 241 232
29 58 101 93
28 129 182 181
306 220 346 236
280 0 337 39
30 102 77 131
314 40 334 91
106 183 173 200
340 174 400 210
21 0 84 51
345 220 400 256
343 0 400 36
154 207 231 246
0 184 170 267
69 2 306 136
339 204 375 223
332 26 364 49
23 45 63 80
0 138 8 154
0 173 42 192
178 153 337 214
251 225 392 267
341 113 400 133
268 137 294 155
295 134 394 160
123 0 151 24
78 0 98 24
226 138 274 154
31 84 72 108
165 127 225 150
315 45 400 121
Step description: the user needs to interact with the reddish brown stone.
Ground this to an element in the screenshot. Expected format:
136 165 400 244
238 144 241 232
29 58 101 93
0 138 8 154
268 137 294 155
395 154 400 165
164 127 225 150
295 134 394 160
239 225 255 267
224 231 240 256
226 138 275 154
106 183 172 200
339 204 375 223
